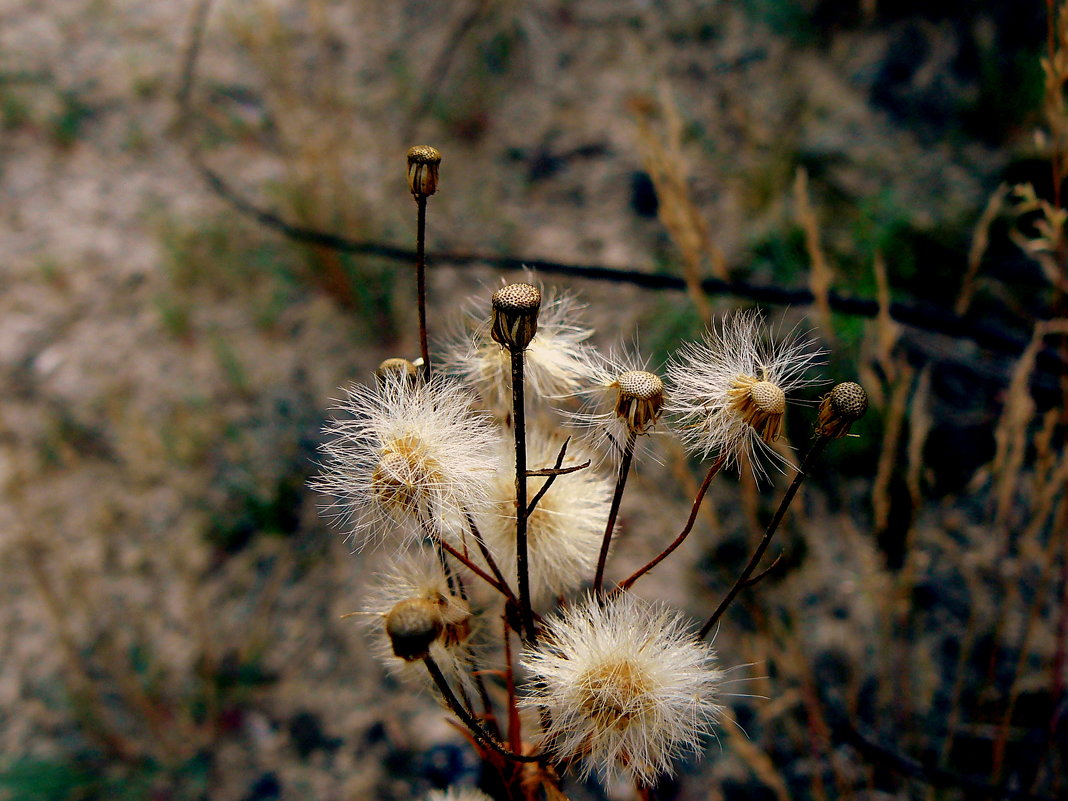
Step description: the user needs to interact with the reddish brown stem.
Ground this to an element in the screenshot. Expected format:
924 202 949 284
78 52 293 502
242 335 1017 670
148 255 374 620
616 452 727 593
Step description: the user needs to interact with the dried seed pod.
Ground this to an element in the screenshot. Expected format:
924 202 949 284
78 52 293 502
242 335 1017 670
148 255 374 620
491 283 542 351
407 145 441 197
726 374 787 443
614 370 665 434
816 381 868 439
385 598 443 661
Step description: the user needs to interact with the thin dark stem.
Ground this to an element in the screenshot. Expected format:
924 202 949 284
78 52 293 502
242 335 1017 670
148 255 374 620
437 538 513 601
415 195 431 376
527 436 589 515
423 655 541 764
594 429 637 596
464 513 516 602
616 453 727 593
699 437 829 639
511 348 536 642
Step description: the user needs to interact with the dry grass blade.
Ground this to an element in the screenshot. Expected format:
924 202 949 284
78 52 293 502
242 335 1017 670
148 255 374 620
629 85 726 320
794 167 835 340
956 183 1008 316
992 319 1068 527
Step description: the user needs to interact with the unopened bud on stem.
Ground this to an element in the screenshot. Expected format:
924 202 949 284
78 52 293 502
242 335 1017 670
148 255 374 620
816 381 868 439
407 145 441 197
491 283 541 351
385 598 443 661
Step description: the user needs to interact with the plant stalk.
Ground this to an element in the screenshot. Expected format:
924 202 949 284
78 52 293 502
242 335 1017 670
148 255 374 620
617 452 727 593
699 436 828 639
594 429 637 596
511 347 536 642
423 655 540 764
415 194 431 376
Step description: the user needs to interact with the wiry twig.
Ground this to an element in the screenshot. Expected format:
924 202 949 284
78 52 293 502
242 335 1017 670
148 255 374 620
526 436 589 515
424 655 542 765
594 430 637 596
699 437 829 639
616 452 727 593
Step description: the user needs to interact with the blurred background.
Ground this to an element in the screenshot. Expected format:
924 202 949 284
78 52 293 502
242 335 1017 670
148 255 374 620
1 1 1065 799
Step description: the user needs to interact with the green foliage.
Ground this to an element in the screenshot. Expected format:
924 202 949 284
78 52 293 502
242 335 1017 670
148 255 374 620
0 754 210 801
50 90 93 148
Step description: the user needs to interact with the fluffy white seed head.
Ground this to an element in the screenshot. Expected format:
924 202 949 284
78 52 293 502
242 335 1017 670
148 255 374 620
362 550 475 690
665 309 824 481
471 431 612 608
439 288 597 417
563 347 665 464
313 373 500 549
520 593 724 786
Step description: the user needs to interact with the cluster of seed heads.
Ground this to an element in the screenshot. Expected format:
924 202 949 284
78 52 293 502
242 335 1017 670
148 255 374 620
312 145 873 800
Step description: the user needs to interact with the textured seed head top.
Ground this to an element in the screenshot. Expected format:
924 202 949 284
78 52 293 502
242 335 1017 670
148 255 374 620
749 381 786 414
490 283 542 351
375 357 418 385
406 145 441 197
727 374 787 443
817 381 868 439
614 370 665 434
385 598 443 661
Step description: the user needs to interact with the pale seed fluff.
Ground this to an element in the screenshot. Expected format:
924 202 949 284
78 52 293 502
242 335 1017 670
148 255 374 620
564 347 665 464
362 550 476 692
520 593 724 787
439 288 597 416
470 430 612 608
665 309 824 480
313 373 499 549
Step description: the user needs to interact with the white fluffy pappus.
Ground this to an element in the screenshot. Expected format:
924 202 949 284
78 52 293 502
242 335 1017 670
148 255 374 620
665 309 824 481
313 373 500 549
520 593 724 787
361 549 477 693
561 347 666 465
469 430 612 608
438 288 597 416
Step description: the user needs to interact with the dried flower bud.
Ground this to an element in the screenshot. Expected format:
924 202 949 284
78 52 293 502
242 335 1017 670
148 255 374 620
614 370 664 434
385 598 443 661
816 381 868 439
726 374 787 443
407 145 441 197
375 357 418 385
491 283 542 351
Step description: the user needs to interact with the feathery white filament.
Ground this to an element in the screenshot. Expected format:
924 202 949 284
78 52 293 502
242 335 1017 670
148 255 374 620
440 289 597 415
521 593 723 786
313 374 499 549
471 431 612 608
665 309 824 481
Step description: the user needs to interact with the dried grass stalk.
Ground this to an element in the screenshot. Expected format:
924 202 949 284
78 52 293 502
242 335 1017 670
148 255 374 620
956 183 1008 316
630 86 727 321
794 167 835 339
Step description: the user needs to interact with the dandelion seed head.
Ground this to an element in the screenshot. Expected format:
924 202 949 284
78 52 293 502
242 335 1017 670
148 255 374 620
666 309 824 480
520 593 723 786
440 288 597 415
816 381 868 439
313 374 499 549
563 348 664 463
